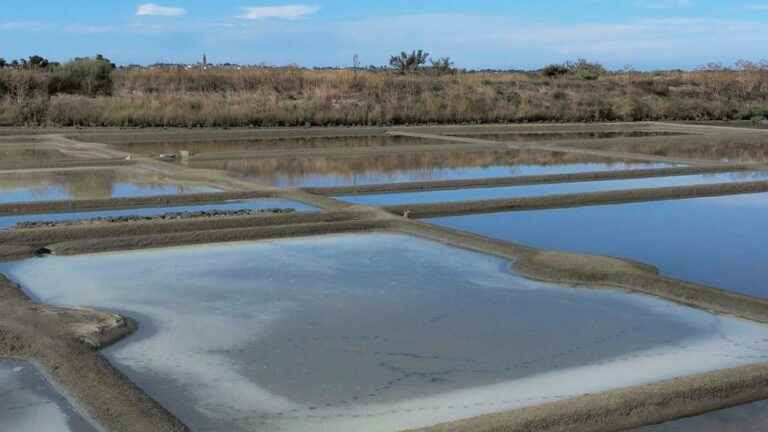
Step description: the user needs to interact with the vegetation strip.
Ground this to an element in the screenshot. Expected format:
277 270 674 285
383 180 768 218
306 165 753 196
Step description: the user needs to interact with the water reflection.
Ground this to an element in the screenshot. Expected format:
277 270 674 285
191 149 672 187
450 131 684 141
0 170 218 203
115 135 441 155
114 133 680 156
564 138 768 162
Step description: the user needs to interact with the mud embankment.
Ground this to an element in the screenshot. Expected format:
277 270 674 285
410 364 768 432
0 276 188 432
0 211 364 251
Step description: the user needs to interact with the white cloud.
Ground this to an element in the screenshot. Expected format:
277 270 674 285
239 5 319 20
136 3 187 17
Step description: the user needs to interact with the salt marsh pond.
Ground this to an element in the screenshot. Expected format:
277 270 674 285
191 150 672 187
2 234 768 432
431 192 768 299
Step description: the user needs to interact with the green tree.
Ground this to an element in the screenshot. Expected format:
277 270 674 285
389 50 430 74
27 55 50 69
48 55 115 96
0 58 6 69
430 57 455 75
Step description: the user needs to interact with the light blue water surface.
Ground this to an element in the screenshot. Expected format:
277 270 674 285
431 192 768 298
341 172 768 206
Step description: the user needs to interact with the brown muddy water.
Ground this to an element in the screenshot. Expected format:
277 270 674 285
190 149 674 187
110 132 680 156
449 131 685 141
3 234 768 432
0 147 73 161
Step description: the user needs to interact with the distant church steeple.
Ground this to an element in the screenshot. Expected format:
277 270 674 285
202 53 208 66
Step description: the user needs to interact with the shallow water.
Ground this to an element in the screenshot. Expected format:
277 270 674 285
449 131 684 142
0 170 219 204
560 134 768 162
0 360 98 432
341 171 767 206
431 192 768 298
114 135 446 155
192 149 673 187
0 147 71 161
0 198 317 230
3 234 768 431
632 399 768 431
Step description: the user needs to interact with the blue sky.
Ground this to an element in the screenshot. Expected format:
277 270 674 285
2 1 767 69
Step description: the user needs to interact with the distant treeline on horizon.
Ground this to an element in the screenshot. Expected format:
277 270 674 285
2 52 767 74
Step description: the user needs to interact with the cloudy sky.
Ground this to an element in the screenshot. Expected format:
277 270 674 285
2 1 767 69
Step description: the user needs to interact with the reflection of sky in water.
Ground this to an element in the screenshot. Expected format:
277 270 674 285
0 198 317 230
342 172 768 205
0 360 98 432
432 192 768 298
3 234 768 432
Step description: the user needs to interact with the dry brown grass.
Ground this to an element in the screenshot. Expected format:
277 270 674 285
1 67 767 127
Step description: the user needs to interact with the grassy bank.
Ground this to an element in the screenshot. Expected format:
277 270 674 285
2 65 768 127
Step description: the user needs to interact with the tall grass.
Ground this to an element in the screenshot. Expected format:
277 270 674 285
1 65 768 127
